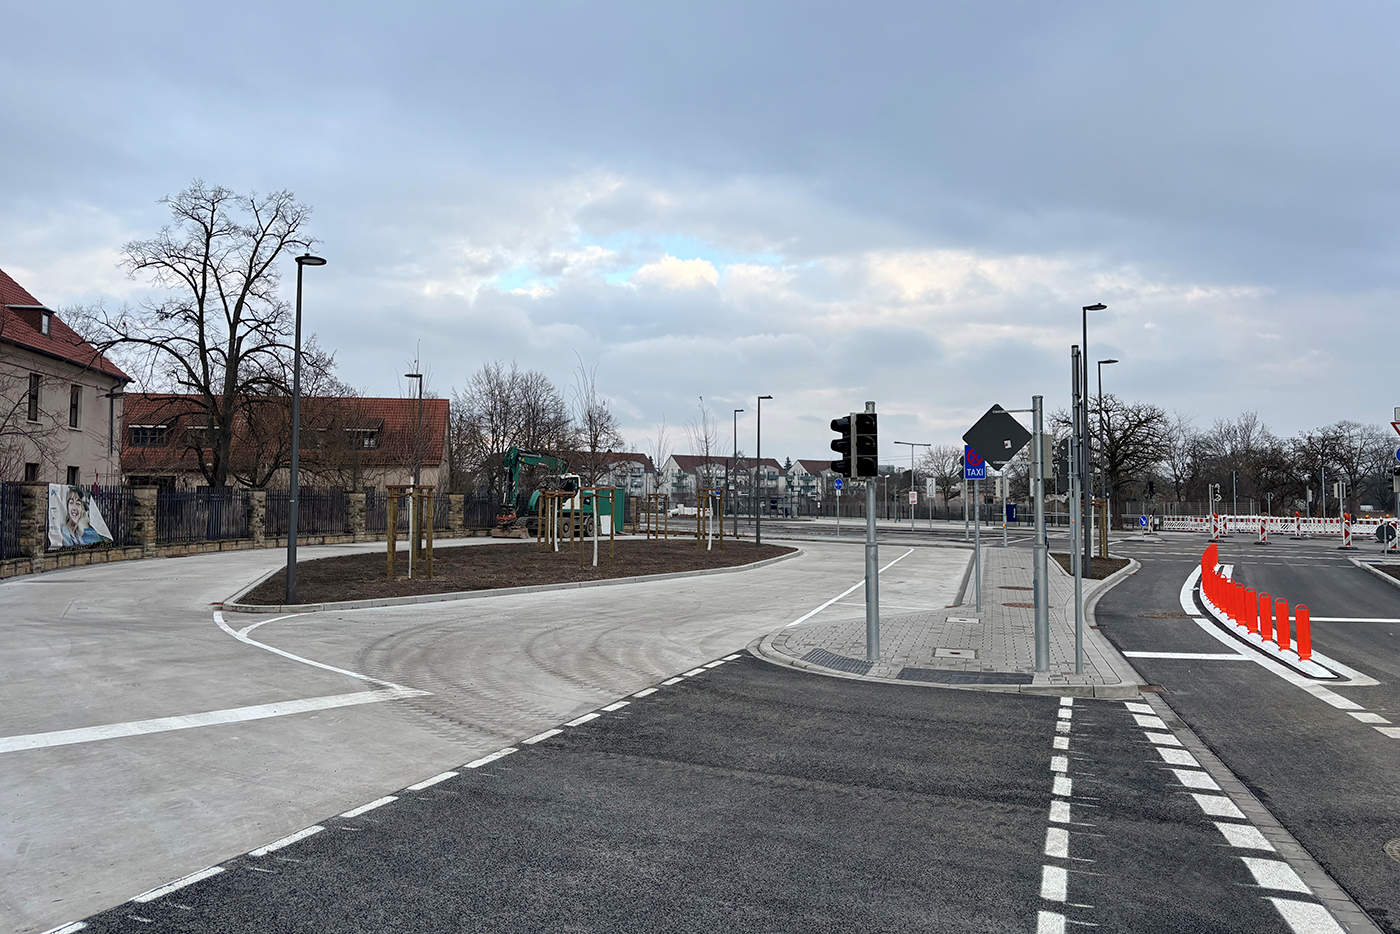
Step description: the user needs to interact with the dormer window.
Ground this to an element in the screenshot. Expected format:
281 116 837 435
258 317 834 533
40 311 52 336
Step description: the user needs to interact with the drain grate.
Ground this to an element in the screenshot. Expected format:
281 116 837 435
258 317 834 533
801 648 874 676
896 667 1034 685
1005 602 1036 608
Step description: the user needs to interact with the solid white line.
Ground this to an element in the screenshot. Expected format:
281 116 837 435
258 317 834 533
1307 617 1400 623
250 825 323 857
1267 898 1347 934
1049 800 1071 823
1156 747 1200 767
1191 794 1245 819
1037 911 1066 934
1040 865 1067 901
1215 822 1274 851
564 713 600 727
1123 651 1248 660
1044 827 1070 859
132 866 224 903
407 771 459 790
340 795 398 816
601 701 630 712
522 729 563 745
784 548 916 627
237 613 304 638
39 924 86 934
1348 712 1390 724
1241 857 1311 893
0 689 425 754
632 688 659 698
213 612 419 693
465 747 518 768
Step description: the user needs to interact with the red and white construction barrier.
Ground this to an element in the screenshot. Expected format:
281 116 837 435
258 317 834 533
1341 513 1353 549
1160 513 1383 539
1257 518 1268 545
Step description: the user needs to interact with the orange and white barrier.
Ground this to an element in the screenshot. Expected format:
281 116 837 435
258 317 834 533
1341 513 1352 549
1196 544 1326 674
1258 518 1268 545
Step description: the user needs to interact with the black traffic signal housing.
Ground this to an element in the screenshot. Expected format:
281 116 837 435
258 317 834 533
1053 437 1070 489
852 412 878 478
1147 479 1156 498
830 416 852 477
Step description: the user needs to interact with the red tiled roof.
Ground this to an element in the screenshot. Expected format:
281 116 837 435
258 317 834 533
794 459 834 475
0 267 129 381
667 454 783 472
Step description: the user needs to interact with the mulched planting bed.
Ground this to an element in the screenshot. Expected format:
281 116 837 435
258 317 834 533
241 539 796 606
1051 552 1131 580
1376 565 1400 582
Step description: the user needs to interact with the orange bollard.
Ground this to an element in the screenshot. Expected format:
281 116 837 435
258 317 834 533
1233 582 1245 625
1258 591 1272 641
1296 605 1312 660
1244 587 1258 633
1275 598 1289 651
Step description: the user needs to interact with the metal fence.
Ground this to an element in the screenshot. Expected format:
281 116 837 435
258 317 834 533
265 490 350 536
365 490 410 532
0 483 21 559
156 488 250 544
434 492 452 531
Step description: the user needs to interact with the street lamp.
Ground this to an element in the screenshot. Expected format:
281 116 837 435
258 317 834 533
731 408 744 538
893 441 931 533
1080 303 1106 560
287 252 327 605
756 395 772 546
1096 358 1118 527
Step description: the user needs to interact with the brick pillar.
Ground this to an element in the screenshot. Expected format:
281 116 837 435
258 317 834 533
248 490 266 546
449 494 465 534
18 482 49 572
131 486 157 553
348 492 367 541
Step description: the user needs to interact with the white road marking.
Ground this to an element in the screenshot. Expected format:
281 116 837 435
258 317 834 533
1037 911 1066 934
1040 865 1067 901
1044 827 1069 859
0 689 425 754
1156 747 1200 767
1377 727 1400 739
1056 708 1073 720
1132 714 1169 730
213 612 420 693
1052 776 1072 797
1050 755 1068 773
1123 651 1248 660
407 771 458 790
1307 617 1400 623
1049 800 1071 823
1214 822 1274 851
601 701 630 712
236 613 304 638
784 548 916 627
39 923 87 934
1053 736 1069 750
340 795 398 816
1267 898 1348 934
632 688 659 698
703 660 726 668
132 866 223 903
723 654 742 660
681 668 706 677
1123 701 1154 714
661 677 684 685
1059 697 1074 707
1191 794 1246 819
1347 712 1390 724
1172 769 1221 791
1144 731 1183 747
466 747 518 768
250 825 323 857
1055 720 1071 734
522 729 563 745
1241 857 1311 893
564 713 601 727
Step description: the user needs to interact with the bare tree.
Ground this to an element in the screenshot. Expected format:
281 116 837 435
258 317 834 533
450 361 571 497
91 181 313 487
644 413 673 477
1161 411 1198 505
684 396 722 495
569 355 625 485
920 443 964 508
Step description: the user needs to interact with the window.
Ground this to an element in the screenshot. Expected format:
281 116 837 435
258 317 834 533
69 385 81 428
345 428 379 449
24 463 39 482
129 425 170 447
66 466 79 485
27 374 40 421
40 312 51 336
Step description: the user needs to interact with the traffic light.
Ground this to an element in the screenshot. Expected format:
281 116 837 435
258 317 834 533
1053 437 1070 488
830 416 852 477
1147 480 1155 498
852 412 878 478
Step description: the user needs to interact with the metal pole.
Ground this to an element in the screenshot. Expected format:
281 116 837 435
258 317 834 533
732 408 743 538
1032 395 1049 672
865 473 880 661
911 445 916 532
286 262 305 606
756 398 762 546
1001 472 1008 547
1070 345 1084 674
973 476 981 612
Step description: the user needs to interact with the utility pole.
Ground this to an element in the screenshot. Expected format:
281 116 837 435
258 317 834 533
1070 345 1084 674
1032 394 1049 672
863 401 880 661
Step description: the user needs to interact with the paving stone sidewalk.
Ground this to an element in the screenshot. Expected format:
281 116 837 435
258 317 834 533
756 545 1143 698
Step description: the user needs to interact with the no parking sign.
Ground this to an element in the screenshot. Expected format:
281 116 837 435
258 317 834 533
964 445 987 480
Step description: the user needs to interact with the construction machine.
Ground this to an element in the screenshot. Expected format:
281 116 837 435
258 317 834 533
497 447 585 534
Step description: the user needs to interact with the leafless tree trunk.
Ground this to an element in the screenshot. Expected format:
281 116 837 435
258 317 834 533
569 355 624 485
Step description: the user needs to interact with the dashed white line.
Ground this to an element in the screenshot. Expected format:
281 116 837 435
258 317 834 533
40 923 87 934
1059 697 1074 707
522 729 563 745
1155 747 1200 767
1049 800 1071 823
1132 713 1169 730
407 771 459 790
564 713 601 727
1171 769 1221 791
632 688 659 698
1044 827 1070 859
1377 726 1400 739
1040 865 1067 901
340 795 398 816
131 866 224 903
1052 736 1069 750
1053 776 1072 797
1240 857 1311 893
1056 708 1073 721
1191 794 1246 820
1144 731 1183 747
466 747 518 768
703 660 726 668
1123 701 1155 714
1050 755 1068 773
723 654 742 660
661 677 684 686
1267 897 1348 934
250 825 323 857
1214 822 1274 851
601 701 630 712
1036 910 1066 934
681 668 706 677
1347 712 1390 724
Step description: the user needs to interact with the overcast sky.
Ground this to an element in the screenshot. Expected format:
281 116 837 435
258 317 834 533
3 2 1397 463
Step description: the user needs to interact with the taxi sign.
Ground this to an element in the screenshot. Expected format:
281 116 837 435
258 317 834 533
964 445 987 480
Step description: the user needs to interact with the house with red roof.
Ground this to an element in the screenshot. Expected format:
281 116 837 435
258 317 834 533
1 267 130 484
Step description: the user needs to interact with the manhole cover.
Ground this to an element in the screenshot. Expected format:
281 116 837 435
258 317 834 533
1386 839 1400 864
1006 602 1035 608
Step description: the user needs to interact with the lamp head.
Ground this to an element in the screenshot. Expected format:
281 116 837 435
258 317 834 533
1100 358 1119 365
1083 303 1106 312
405 373 422 379
758 395 773 400
296 253 327 267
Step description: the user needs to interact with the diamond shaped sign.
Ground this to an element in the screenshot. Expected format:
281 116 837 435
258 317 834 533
962 405 1031 470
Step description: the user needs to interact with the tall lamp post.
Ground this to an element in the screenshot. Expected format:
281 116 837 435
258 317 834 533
1096 358 1117 536
286 252 327 606
755 394 772 545
1080 303 1106 562
731 408 744 538
893 441 930 533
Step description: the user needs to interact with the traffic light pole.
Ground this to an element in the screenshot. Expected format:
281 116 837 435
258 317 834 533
1070 345 1084 674
865 475 879 661
1032 394 1049 672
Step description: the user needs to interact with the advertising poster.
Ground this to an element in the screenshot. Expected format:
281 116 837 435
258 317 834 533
48 484 114 548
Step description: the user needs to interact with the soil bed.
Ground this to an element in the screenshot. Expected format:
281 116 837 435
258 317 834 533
1376 565 1400 583
241 539 796 606
1051 552 1131 580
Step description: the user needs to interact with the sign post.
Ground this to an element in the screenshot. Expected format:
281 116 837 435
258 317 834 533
1031 395 1049 673
964 445 987 611
834 477 842 539
863 403 879 662
963 406 1032 616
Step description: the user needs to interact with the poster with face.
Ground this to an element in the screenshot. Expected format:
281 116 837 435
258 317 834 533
48 485 114 548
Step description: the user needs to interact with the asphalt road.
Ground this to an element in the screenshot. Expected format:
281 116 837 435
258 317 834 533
1102 534 1400 934
73 656 1300 934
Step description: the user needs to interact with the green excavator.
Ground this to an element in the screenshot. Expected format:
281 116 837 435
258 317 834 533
497 447 583 534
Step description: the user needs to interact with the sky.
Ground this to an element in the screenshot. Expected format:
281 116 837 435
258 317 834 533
3 1 1397 465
